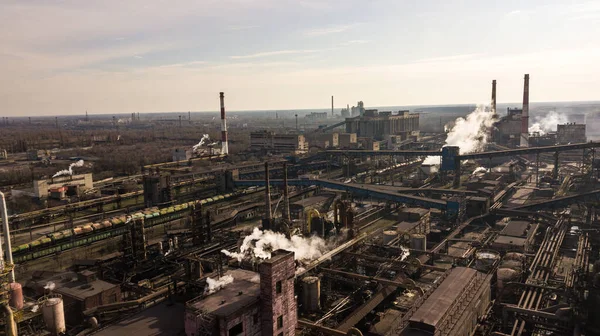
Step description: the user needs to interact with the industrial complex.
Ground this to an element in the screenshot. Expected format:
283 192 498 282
1 77 600 336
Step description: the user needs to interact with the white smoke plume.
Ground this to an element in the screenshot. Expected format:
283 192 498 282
192 134 210 152
52 160 85 178
472 167 488 175
204 275 234 295
528 111 568 135
221 227 328 264
423 105 495 165
44 281 56 291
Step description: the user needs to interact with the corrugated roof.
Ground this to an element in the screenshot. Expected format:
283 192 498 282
501 220 530 237
409 267 477 330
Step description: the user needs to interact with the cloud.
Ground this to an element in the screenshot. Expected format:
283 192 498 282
229 49 319 59
133 55 143 59
413 53 484 64
159 60 207 68
304 24 356 36
507 10 522 16
339 40 369 46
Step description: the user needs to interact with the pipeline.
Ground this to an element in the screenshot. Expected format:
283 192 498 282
0 191 15 282
1 304 17 336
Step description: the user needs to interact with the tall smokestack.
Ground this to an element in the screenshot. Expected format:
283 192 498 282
283 163 291 223
331 96 334 116
264 162 272 230
520 74 529 147
491 80 497 115
220 92 229 155
1 192 15 282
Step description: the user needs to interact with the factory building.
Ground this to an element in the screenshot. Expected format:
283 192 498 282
249 131 308 154
33 173 93 199
173 148 193 162
493 108 524 147
491 219 539 252
184 251 297 336
557 123 586 144
345 110 419 141
338 133 358 149
404 267 491 336
0 149 7 160
305 112 328 121
27 270 121 324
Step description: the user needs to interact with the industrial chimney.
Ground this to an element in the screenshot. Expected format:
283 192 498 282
220 92 229 155
491 80 497 115
331 96 334 117
520 74 529 147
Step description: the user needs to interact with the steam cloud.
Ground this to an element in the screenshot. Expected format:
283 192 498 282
204 275 234 295
528 111 568 135
44 281 56 291
221 227 328 264
423 105 495 164
472 167 488 175
192 134 210 151
52 160 84 178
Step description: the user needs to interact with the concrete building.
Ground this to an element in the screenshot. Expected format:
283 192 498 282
27 270 121 324
184 251 297 336
306 112 328 121
33 173 93 199
345 110 419 141
491 219 538 252
404 267 491 336
358 137 381 151
493 108 524 147
315 133 338 148
250 131 308 154
338 133 358 149
557 123 586 144
173 148 193 162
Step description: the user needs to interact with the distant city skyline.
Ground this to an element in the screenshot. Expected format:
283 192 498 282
2 0 599 116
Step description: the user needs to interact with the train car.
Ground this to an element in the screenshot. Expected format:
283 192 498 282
92 222 104 231
81 224 94 234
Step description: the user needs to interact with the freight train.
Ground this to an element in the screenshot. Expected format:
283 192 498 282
11 188 264 263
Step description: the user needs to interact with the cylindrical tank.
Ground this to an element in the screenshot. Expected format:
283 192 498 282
40 294 66 335
410 234 427 251
302 276 321 312
475 251 500 272
504 252 525 262
497 268 521 291
500 260 523 271
383 231 397 245
9 282 24 310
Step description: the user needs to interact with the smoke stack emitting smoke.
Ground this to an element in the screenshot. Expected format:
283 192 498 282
491 80 497 115
528 111 568 135
192 134 210 152
220 92 229 155
221 228 329 264
423 105 496 165
52 160 84 178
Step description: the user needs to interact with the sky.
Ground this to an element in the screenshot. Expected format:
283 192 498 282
1 0 600 116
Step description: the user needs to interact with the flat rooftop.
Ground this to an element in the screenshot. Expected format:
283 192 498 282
28 271 118 301
501 220 531 237
189 269 260 318
95 302 184 336
409 267 477 330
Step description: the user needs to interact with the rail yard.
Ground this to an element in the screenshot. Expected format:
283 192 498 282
1 79 600 336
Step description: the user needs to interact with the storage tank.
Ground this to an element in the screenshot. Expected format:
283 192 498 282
40 294 66 335
475 251 500 272
410 234 427 251
9 282 24 310
497 268 521 291
383 231 398 245
504 252 525 262
302 276 321 312
500 260 523 271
